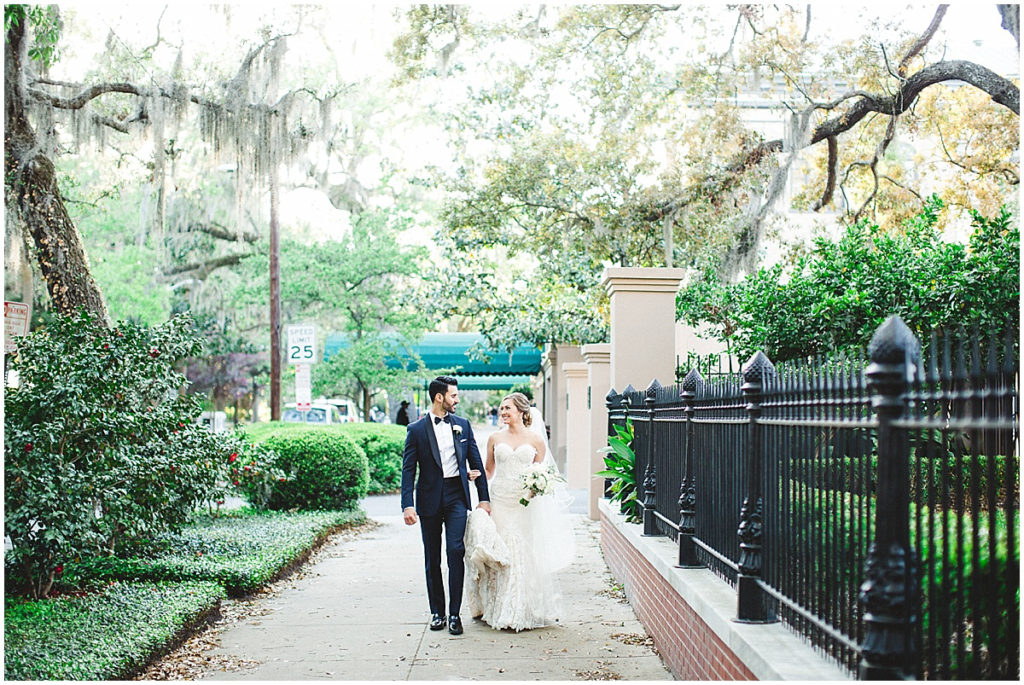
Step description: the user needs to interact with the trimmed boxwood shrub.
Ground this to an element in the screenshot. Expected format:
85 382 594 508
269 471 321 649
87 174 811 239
5 580 224 680
242 421 405 495
338 424 407 493
239 426 369 510
59 509 364 596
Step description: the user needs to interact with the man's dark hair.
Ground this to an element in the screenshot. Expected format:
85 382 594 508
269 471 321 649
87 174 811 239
428 375 458 404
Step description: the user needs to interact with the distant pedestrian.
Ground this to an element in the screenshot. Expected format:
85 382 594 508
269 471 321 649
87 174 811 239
489 406 498 426
396 400 410 426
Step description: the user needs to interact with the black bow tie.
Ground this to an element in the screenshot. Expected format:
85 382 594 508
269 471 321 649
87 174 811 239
434 415 450 425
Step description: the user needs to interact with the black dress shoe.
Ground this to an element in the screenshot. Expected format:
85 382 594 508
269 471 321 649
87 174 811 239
429 613 446 631
448 615 463 635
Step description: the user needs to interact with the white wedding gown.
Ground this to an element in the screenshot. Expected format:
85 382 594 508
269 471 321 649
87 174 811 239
464 443 564 631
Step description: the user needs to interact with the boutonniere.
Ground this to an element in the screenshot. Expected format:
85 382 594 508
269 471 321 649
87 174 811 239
452 424 463 435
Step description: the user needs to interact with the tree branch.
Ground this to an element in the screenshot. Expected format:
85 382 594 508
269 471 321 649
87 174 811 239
648 60 1019 221
27 82 145 109
186 221 260 243
162 253 252 279
899 5 948 76
812 135 838 211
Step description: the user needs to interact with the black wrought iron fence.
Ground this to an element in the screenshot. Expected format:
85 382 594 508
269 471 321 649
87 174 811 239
605 315 1019 680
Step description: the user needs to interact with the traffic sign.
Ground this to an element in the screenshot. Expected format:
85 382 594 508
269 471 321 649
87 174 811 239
5 301 30 354
295 363 311 411
286 324 317 364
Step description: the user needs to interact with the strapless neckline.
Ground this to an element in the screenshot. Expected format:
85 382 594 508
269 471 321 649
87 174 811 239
494 442 537 456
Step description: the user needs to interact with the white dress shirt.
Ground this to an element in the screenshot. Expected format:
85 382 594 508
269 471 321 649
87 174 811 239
430 412 460 478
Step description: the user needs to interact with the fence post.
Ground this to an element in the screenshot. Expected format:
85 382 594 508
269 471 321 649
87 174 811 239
736 351 776 623
620 386 634 507
859 315 920 680
642 379 661 536
604 388 620 498
678 368 704 568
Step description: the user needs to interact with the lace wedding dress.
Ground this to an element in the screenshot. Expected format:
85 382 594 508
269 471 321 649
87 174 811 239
464 442 565 631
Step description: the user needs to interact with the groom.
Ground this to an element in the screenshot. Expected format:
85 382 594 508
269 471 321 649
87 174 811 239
401 375 490 636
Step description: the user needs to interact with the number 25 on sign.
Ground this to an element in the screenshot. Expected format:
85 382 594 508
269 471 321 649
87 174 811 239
286 324 317 364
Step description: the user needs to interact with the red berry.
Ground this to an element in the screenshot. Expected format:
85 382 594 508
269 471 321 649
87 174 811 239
24 443 32 452
228 453 237 463
55 565 63 575
103 343 109 349
233 480 239 486
149 348 160 358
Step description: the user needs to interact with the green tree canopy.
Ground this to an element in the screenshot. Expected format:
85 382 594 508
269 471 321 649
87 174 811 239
676 198 1019 362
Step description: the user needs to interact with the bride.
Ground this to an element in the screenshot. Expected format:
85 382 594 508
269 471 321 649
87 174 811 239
464 392 575 631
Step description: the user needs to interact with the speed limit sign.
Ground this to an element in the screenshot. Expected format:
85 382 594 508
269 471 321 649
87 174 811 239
286 324 317 365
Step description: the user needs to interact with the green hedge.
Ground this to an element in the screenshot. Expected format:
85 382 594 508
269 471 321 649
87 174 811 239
239 425 369 510
5 580 224 680
337 424 407 493
61 509 364 596
242 421 405 495
778 486 1018 678
788 452 1018 509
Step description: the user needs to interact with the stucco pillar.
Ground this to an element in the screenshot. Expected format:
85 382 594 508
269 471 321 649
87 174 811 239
601 267 687 392
542 343 584 474
582 343 611 520
562 362 590 490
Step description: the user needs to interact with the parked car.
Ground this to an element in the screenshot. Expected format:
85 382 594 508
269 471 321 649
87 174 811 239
282 402 347 425
320 398 361 423
369 406 390 423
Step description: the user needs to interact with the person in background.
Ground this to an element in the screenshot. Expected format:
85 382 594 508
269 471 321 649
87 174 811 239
396 400 411 426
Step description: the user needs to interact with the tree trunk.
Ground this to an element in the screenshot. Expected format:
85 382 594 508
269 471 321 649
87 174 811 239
4 18 107 321
362 384 372 422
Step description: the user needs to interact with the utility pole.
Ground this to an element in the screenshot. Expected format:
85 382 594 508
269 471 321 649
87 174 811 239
269 168 282 420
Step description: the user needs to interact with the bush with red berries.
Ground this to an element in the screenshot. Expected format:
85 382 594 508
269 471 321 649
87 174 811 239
3 310 282 598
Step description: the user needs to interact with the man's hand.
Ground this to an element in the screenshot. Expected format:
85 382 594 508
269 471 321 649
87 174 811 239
403 507 418 525
467 469 481 481
476 501 491 514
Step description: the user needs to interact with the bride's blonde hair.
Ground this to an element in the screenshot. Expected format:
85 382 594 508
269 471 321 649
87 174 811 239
503 392 532 427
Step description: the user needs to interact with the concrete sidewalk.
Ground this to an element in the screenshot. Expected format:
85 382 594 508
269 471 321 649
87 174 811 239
200 504 672 680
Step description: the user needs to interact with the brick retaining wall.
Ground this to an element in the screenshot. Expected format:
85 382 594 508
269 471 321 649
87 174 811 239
601 509 755 680
598 499 851 682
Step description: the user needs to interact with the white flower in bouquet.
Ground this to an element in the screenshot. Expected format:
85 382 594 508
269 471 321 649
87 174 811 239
519 463 565 506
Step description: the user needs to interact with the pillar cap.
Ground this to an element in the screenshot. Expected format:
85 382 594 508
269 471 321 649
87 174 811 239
562 362 589 377
601 266 687 296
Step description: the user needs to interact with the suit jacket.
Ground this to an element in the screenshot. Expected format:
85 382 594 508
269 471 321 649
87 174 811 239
401 413 489 516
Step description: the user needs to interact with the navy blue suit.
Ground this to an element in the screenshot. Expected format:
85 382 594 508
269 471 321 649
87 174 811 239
401 413 489 618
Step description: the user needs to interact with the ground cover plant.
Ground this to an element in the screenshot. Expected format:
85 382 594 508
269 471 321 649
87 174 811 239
59 508 364 596
4 580 224 681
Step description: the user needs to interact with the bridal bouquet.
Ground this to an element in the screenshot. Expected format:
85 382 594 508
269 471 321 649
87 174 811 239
519 463 565 507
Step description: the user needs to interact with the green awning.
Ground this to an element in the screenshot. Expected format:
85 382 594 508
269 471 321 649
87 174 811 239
441 374 534 391
323 332 543 376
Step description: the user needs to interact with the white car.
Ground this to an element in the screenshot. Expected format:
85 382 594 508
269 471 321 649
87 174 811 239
321 398 362 423
282 402 348 425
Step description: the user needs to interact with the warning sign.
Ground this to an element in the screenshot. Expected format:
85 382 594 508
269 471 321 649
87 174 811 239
4 302 29 354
